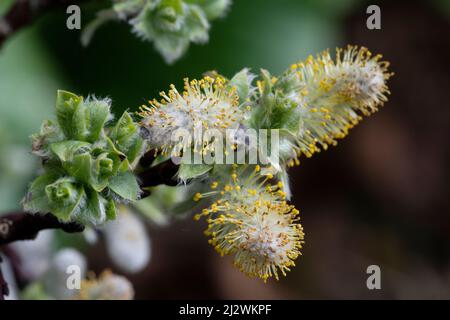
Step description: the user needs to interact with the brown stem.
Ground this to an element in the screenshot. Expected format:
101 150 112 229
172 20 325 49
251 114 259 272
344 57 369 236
0 0 89 48
138 157 179 188
0 212 84 247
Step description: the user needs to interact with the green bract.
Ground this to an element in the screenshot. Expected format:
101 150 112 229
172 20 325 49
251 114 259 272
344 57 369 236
247 69 301 166
23 90 145 225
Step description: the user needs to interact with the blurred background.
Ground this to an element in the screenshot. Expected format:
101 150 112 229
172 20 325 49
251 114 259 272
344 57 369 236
0 0 449 299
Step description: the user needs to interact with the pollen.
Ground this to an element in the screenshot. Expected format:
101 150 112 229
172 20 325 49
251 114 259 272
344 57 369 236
138 76 244 156
195 166 305 281
211 181 219 189
77 270 134 300
287 45 392 160
193 192 202 201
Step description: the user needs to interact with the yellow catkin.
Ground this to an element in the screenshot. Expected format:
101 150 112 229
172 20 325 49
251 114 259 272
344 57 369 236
195 166 304 281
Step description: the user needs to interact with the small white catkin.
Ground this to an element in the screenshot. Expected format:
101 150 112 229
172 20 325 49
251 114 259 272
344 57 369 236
139 76 244 157
103 206 151 273
43 248 87 300
10 230 54 281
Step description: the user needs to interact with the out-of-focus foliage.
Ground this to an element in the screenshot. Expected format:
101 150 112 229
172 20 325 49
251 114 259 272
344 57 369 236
0 27 69 213
83 0 232 64
0 0 15 17
134 185 188 224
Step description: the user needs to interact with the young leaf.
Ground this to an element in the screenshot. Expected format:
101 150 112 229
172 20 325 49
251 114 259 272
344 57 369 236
50 140 91 162
22 172 60 214
109 171 140 201
81 188 107 225
90 152 122 192
45 178 86 222
105 198 117 221
177 163 213 181
228 68 254 104
66 152 92 185
109 112 144 163
197 0 231 20
184 5 209 43
81 99 112 143
55 90 84 139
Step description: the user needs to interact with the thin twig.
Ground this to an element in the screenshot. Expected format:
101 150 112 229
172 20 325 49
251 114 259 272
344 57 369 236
138 159 179 188
0 212 83 299
0 212 84 246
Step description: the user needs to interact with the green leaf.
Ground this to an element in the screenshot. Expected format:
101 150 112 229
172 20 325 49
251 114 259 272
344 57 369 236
109 112 144 163
44 177 86 222
105 136 125 156
81 188 109 225
22 172 60 214
154 33 190 65
177 163 213 181
55 90 84 139
50 140 91 162
109 112 134 144
270 98 300 132
109 171 140 201
125 137 145 166
113 0 144 16
275 69 301 94
71 98 111 142
26 90 149 226
66 152 92 185
105 198 117 221
185 5 209 43
82 99 111 142
72 102 89 141
117 158 131 173
248 93 275 129
228 68 254 104
160 0 184 14
195 0 230 20
55 90 111 142
133 5 157 41
134 197 168 225
90 152 122 192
